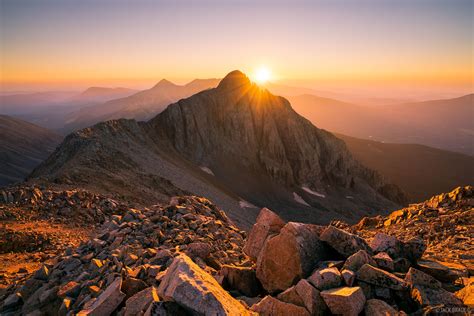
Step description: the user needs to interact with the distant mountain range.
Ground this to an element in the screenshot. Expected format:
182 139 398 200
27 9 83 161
0 115 62 186
337 133 474 202
62 79 220 132
29 71 405 228
289 94 474 155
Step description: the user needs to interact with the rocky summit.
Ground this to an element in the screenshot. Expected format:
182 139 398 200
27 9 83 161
0 186 472 315
29 71 405 229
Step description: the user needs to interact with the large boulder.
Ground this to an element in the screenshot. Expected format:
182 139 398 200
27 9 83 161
364 299 398 316
243 208 285 260
356 264 407 290
320 286 366 316
256 222 328 293
157 254 252 315
250 295 310 316
78 277 126 316
320 226 371 258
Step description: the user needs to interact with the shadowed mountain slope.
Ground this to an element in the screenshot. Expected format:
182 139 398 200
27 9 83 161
31 71 405 228
337 133 474 202
0 115 62 186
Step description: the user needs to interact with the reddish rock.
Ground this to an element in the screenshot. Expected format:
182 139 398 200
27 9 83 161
373 252 394 272
307 267 342 290
243 208 285 260
277 279 327 315
356 264 407 290
320 226 371 258
341 269 355 286
256 222 327 292
158 254 252 315
78 277 126 316
320 286 366 316
124 287 159 316
343 250 376 272
221 265 262 297
250 295 310 316
364 299 398 316
369 233 402 258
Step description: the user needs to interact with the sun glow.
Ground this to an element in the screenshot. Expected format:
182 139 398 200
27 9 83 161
253 66 271 84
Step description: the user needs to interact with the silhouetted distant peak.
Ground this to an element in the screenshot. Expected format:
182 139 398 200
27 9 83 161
153 79 178 89
217 70 251 90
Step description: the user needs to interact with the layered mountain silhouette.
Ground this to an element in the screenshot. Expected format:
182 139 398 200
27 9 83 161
0 115 62 186
289 94 474 155
31 71 405 228
336 133 474 202
62 79 220 132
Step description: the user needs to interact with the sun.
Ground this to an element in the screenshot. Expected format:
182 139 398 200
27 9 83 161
253 66 271 84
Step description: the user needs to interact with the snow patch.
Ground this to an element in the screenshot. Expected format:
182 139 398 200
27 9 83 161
200 166 214 176
239 200 257 209
293 192 310 206
301 186 326 198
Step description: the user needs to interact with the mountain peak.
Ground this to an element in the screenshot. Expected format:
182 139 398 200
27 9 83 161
153 79 177 89
217 70 251 90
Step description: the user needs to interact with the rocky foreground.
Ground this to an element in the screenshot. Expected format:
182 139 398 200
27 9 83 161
0 186 472 315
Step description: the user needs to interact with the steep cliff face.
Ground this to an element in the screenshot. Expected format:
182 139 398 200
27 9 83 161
30 71 405 227
149 71 405 204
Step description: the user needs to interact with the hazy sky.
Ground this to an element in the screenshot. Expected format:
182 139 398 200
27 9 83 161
1 0 472 94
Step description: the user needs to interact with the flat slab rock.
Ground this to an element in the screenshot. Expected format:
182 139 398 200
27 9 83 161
78 277 126 316
320 286 366 316
157 254 253 316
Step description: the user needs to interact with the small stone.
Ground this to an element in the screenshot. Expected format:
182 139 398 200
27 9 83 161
33 265 49 281
308 267 342 290
341 269 355 286
320 286 366 316
58 281 81 298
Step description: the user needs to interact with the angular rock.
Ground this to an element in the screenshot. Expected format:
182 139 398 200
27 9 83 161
343 250 376 272
369 233 402 258
320 226 371 258
357 264 407 290
373 252 394 272
33 265 49 281
122 277 148 298
250 295 310 316
455 278 474 306
124 287 159 316
341 269 355 287
256 222 327 292
320 286 366 316
364 299 398 316
405 267 442 289
185 242 211 259
411 285 464 307
308 267 342 290
243 208 285 260
144 301 188 316
221 265 262 297
77 277 125 316
417 260 468 283
2 292 23 311
402 237 426 262
158 254 252 315
294 279 327 316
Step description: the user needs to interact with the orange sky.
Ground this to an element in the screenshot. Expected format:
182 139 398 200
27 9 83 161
1 0 472 97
